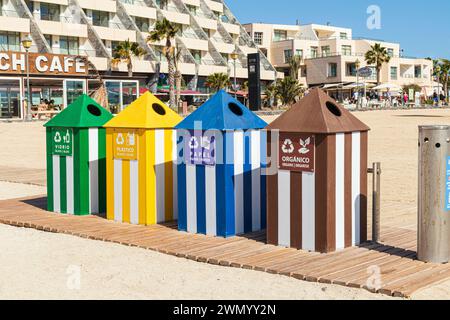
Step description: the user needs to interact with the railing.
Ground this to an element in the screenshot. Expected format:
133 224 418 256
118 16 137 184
181 30 200 40
0 9 28 18
211 36 233 44
119 0 147 6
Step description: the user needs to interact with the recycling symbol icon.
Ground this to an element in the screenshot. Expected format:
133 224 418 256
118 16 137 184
189 136 199 149
54 132 62 143
116 133 125 145
282 139 294 154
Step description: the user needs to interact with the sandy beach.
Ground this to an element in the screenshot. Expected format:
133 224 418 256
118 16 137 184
1 109 450 300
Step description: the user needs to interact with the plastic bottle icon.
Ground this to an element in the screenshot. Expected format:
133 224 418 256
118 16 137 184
127 133 135 146
64 130 71 144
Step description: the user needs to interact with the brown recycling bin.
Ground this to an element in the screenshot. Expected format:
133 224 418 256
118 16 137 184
266 88 370 253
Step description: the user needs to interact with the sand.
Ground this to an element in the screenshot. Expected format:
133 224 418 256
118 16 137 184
1 110 450 300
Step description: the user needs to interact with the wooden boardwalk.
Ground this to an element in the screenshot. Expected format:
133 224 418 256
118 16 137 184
1 195 449 298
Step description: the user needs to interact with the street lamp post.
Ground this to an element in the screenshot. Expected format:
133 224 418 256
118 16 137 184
436 65 441 107
230 51 239 99
355 59 360 109
21 35 33 122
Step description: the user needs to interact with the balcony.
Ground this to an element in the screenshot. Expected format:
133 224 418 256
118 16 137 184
77 0 116 12
179 31 208 51
191 11 217 30
204 0 223 13
160 5 190 25
0 10 30 33
37 16 88 37
112 57 156 73
210 37 234 53
221 22 240 35
120 0 157 19
159 61 196 75
93 22 136 42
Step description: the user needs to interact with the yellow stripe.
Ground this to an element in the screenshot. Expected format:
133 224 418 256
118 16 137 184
164 129 174 221
138 129 147 225
146 130 157 225
106 129 114 221
122 160 131 224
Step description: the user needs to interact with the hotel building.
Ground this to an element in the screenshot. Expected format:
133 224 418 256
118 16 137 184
0 0 277 119
244 22 435 96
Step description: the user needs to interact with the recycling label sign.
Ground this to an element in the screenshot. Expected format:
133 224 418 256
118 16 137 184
51 128 73 156
113 129 138 161
187 131 216 166
279 133 315 172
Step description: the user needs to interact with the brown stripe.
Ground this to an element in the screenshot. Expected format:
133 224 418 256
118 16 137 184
290 171 302 249
315 134 336 253
266 131 279 246
344 133 353 247
360 132 368 243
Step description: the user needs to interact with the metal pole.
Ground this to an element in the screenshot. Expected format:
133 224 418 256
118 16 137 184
356 70 359 109
233 59 237 99
372 162 381 243
25 48 32 122
418 126 450 263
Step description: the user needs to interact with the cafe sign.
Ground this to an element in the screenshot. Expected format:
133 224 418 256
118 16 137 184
0 51 87 76
279 133 315 173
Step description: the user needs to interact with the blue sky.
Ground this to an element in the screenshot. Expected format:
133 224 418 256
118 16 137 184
226 0 449 59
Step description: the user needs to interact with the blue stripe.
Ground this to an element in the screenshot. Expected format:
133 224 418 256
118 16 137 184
177 131 187 232
216 131 235 237
196 165 206 234
243 131 253 233
260 130 267 230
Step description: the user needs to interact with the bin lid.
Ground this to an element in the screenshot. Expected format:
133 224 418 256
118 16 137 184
266 88 370 134
104 92 182 129
44 94 113 128
176 90 267 131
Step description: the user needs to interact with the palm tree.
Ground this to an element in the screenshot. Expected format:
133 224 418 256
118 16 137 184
148 18 180 109
438 59 450 102
289 55 303 81
111 39 146 78
264 83 278 109
365 43 391 85
205 73 231 92
276 77 303 107
173 45 183 106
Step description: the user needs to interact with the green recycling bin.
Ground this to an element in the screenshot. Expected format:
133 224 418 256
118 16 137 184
44 94 113 215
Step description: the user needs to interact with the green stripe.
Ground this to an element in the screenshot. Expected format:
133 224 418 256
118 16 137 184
60 156 67 214
46 128 54 212
98 128 107 214
74 128 90 215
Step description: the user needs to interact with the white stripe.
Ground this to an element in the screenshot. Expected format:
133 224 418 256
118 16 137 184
88 128 99 214
113 160 123 222
186 164 197 233
234 131 244 235
352 132 361 245
250 130 261 232
172 130 178 220
278 170 291 247
130 160 139 225
66 156 74 215
335 133 345 250
155 130 165 223
205 165 217 236
52 155 61 213
302 172 315 251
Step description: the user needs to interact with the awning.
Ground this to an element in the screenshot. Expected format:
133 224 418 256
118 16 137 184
156 88 210 96
372 83 402 91
321 83 344 89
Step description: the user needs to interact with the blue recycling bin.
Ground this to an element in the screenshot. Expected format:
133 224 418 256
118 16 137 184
176 90 268 237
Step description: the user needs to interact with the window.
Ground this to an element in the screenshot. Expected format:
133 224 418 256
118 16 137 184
135 17 149 32
0 31 20 51
111 41 120 53
41 3 60 21
186 5 197 15
155 0 168 10
273 30 287 41
25 0 33 13
340 32 348 40
310 47 318 58
92 10 109 27
328 63 337 77
390 66 398 80
346 62 357 76
295 49 303 58
341 45 352 56
387 48 394 57
59 36 79 55
284 49 293 63
321 46 331 57
44 34 53 48
253 32 263 45
191 50 201 64
415 65 422 78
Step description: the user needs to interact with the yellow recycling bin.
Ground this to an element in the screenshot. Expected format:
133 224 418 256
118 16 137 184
104 92 182 225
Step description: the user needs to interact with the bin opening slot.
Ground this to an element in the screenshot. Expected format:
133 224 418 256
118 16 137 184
87 104 102 117
152 103 166 116
326 102 342 117
228 103 243 116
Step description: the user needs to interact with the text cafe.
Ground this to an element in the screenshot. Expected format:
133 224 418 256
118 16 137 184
0 51 140 120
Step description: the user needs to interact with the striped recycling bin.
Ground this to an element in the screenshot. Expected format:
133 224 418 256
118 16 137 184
104 92 182 226
44 95 113 215
176 90 268 237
